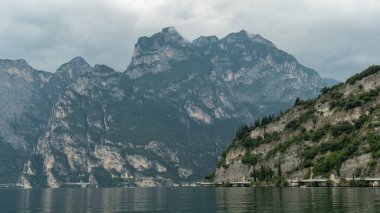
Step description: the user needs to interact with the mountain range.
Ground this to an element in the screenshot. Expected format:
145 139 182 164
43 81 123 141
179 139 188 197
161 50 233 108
0 27 325 187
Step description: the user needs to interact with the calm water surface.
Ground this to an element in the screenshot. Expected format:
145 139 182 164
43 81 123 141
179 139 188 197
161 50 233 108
1 187 380 212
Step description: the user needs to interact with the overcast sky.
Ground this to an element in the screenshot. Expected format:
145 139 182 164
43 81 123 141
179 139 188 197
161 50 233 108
0 0 379 81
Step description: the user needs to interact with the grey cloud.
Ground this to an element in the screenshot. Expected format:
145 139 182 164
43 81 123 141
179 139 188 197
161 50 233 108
0 0 379 81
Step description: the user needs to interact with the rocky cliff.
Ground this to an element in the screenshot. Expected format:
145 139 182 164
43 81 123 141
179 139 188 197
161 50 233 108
0 59 52 182
0 27 325 187
0 56 95 183
212 65 380 183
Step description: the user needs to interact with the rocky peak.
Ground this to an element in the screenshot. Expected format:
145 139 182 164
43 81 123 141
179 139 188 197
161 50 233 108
160 26 186 43
0 58 29 68
0 59 34 73
222 30 251 44
67 56 88 66
134 27 189 51
125 27 191 78
249 34 276 48
94 64 113 72
47 57 93 101
92 64 117 77
192 36 219 47
221 30 276 49
0 59 42 84
55 56 92 77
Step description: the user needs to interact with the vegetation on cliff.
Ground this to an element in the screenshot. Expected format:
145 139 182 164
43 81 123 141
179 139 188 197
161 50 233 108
211 65 380 183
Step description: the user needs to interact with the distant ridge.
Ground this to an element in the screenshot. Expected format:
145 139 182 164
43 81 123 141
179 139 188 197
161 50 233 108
322 78 340 87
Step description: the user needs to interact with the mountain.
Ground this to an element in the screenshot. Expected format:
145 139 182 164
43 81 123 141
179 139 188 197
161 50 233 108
211 65 380 184
0 59 52 183
0 57 92 183
1 27 324 188
322 78 340 87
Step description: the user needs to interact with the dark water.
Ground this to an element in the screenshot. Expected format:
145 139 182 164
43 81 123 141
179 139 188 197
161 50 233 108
1 187 380 212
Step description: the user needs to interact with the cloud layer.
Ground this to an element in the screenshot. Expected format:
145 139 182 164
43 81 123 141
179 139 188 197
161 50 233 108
0 0 379 80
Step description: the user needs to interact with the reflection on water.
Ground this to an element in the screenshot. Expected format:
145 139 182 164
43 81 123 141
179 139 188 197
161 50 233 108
1 187 380 212
214 187 380 212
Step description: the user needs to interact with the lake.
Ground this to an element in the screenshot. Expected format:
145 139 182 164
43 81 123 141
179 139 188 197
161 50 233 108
1 187 380 212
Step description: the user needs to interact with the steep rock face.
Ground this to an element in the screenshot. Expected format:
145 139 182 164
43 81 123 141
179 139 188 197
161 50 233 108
126 28 323 124
19 65 131 187
0 57 92 183
48 56 93 99
121 27 322 184
19 63 232 187
212 66 380 183
16 27 324 187
126 27 191 79
0 59 52 152
0 59 52 182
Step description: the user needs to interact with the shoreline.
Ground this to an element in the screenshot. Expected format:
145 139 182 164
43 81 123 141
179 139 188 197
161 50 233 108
201 178 380 188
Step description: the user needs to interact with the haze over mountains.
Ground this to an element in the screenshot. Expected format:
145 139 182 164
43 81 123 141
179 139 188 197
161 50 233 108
0 27 326 187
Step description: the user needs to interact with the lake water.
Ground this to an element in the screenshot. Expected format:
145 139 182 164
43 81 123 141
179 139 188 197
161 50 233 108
1 187 380 212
